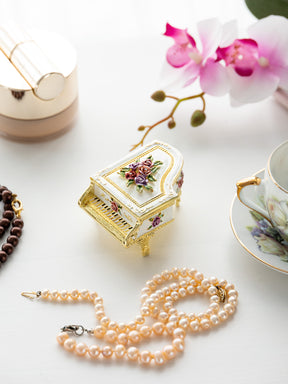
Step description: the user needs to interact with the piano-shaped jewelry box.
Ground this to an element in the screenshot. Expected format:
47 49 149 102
79 141 184 256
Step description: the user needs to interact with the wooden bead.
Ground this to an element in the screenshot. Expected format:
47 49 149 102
12 219 24 228
2 190 12 203
7 235 18 247
11 227 22 237
2 243 13 255
3 210 14 220
0 250 8 263
0 218 10 228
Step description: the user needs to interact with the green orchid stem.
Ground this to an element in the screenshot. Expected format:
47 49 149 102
132 92 206 151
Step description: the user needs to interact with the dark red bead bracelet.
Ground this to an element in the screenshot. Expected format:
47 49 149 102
0 186 23 267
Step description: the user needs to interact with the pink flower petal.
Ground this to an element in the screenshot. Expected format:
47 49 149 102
166 44 194 68
183 61 201 87
228 65 279 103
197 18 222 60
164 23 196 47
217 39 258 77
248 16 288 65
199 59 230 96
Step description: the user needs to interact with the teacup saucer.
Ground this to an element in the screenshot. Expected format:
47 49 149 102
230 169 288 275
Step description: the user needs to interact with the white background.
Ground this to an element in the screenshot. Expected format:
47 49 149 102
0 1 287 383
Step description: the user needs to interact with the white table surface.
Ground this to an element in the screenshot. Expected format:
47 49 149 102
0 1 287 383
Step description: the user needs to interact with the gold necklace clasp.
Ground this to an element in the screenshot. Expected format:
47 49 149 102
21 291 42 300
12 195 23 218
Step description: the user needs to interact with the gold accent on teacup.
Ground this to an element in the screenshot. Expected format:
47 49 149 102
236 176 272 224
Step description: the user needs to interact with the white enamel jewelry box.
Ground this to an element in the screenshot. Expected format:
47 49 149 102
79 141 184 256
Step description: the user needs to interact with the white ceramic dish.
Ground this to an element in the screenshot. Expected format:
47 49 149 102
230 169 288 275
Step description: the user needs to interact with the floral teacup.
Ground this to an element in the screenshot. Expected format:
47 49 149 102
237 140 288 242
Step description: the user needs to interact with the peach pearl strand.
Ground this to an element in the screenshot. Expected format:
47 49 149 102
38 268 238 366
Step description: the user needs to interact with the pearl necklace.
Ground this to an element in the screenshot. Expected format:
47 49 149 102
22 267 238 366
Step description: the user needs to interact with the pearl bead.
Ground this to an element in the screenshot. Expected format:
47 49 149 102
190 320 199 331
200 318 210 330
209 276 218 285
224 303 235 314
187 285 195 294
173 328 185 339
41 289 49 299
94 304 104 312
166 321 177 335
56 332 69 345
104 330 117 343
108 321 117 329
59 290 68 300
127 347 139 361
94 297 103 305
50 290 59 300
118 333 128 345
79 289 89 299
63 338 76 351
168 308 177 315
140 306 150 316
115 344 126 358
128 330 141 343
228 289 238 298
225 283 234 291
102 345 113 358
171 291 179 301
135 315 145 324
194 272 203 281
88 345 101 358
178 318 189 329
94 325 105 338
163 302 172 311
152 322 165 335
168 314 178 323
218 310 228 321
210 314 219 325
218 279 227 287
75 343 88 356
201 279 210 289
179 288 186 297
188 268 196 277
162 345 176 360
208 286 217 296
158 311 169 321
172 338 185 352
154 350 165 365
139 350 152 364
70 289 79 300
95 310 105 320
140 325 152 338
89 292 98 300
210 295 220 303
100 316 110 327
196 286 204 293
141 287 150 295
209 303 220 312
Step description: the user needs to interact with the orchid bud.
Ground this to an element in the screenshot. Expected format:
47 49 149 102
151 90 166 102
138 125 146 131
191 110 206 127
168 120 176 129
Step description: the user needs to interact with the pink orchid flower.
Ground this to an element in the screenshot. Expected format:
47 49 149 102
216 39 259 77
164 19 236 96
223 15 288 103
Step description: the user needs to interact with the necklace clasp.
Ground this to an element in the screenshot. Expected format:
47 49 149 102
61 325 93 336
21 291 42 300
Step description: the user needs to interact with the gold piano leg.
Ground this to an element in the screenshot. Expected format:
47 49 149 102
137 236 150 257
176 192 181 207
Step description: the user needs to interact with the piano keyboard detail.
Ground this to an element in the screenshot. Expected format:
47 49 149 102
90 197 133 233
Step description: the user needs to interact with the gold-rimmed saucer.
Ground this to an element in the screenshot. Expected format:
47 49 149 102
230 169 288 275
